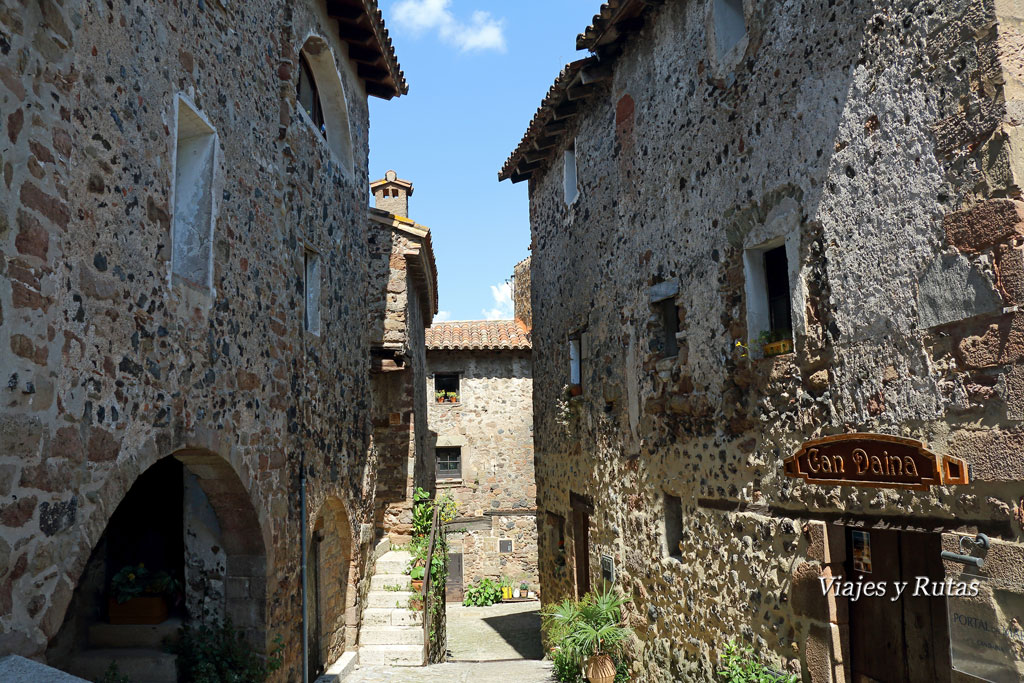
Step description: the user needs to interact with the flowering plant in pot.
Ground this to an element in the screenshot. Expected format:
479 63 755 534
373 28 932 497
542 584 631 683
108 563 181 624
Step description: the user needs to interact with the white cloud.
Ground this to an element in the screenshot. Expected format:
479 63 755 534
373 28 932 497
392 0 506 52
434 310 452 322
482 282 513 320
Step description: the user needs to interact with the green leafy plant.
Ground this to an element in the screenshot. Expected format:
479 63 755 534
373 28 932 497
520 582 529 592
110 563 180 604
97 661 133 683
167 620 283 683
462 577 503 607
383 583 406 592
756 329 791 345
717 640 798 683
410 565 425 581
542 584 632 682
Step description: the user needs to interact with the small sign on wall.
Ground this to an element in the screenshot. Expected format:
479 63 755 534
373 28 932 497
388 412 402 426
601 554 615 584
499 539 513 554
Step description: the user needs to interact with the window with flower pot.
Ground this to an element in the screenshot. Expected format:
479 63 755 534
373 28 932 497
436 446 461 479
743 240 794 358
434 373 460 403
663 492 683 560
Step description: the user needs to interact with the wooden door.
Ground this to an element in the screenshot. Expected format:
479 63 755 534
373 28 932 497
446 552 464 602
848 529 951 683
572 508 590 599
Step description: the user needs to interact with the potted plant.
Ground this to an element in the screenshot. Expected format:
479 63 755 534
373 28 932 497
435 391 445 403
108 563 180 625
500 577 514 601
517 581 529 599
410 565 425 593
568 384 582 397
543 584 632 683
447 391 458 403
758 330 793 357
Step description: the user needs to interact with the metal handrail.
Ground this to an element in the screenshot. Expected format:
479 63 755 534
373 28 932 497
421 504 441 665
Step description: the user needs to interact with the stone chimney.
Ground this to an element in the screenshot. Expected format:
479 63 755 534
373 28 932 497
371 169 414 218
512 256 532 331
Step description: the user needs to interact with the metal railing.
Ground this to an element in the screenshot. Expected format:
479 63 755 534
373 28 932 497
421 504 441 664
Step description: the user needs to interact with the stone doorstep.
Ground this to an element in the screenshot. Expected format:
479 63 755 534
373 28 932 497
88 617 183 649
359 625 423 646
356 644 423 667
366 590 414 608
369 573 412 591
362 607 422 627
67 648 177 683
314 651 358 682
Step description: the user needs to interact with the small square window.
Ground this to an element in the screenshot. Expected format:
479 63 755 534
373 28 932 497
434 373 460 403
664 492 683 560
499 539 513 554
436 446 461 480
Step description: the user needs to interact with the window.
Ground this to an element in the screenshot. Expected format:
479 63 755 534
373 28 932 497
436 447 461 479
713 0 746 61
298 53 326 138
658 299 679 357
763 246 792 337
499 539 513 554
563 141 579 205
568 334 581 391
172 97 217 289
664 493 683 559
304 249 321 335
434 373 460 403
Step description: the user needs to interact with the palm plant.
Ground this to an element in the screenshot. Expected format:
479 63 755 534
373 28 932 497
542 584 631 682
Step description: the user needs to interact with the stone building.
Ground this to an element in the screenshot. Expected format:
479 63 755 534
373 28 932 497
367 171 439 543
502 0 1024 681
0 0 410 680
424 317 536 600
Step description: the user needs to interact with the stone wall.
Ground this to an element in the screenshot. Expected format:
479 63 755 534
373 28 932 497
0 0 391 679
513 256 532 330
426 349 537 589
521 0 1024 681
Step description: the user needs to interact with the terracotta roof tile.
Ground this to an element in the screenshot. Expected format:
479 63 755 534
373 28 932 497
425 320 532 351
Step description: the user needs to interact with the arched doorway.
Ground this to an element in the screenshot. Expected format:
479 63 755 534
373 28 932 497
308 497 356 677
47 450 268 680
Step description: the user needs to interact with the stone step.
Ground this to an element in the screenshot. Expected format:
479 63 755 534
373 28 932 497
374 550 412 575
366 590 415 608
313 651 358 682
369 573 412 591
88 618 182 649
362 607 422 627
357 644 423 667
67 648 177 683
360 625 423 646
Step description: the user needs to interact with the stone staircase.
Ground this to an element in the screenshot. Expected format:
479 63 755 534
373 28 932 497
358 549 424 666
66 618 180 682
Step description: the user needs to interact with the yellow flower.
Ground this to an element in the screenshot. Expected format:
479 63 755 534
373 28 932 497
128 573 136 581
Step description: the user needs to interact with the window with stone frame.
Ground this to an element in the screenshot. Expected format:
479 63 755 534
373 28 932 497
304 249 321 335
663 492 683 560
298 53 326 139
436 446 461 480
172 96 217 289
712 0 746 61
434 373 460 403
763 245 792 338
568 333 582 393
657 298 679 357
564 141 579 205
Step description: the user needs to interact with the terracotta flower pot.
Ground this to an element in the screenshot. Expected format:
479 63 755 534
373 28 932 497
411 579 424 592
108 596 168 625
569 385 582 397
763 339 793 357
585 653 616 683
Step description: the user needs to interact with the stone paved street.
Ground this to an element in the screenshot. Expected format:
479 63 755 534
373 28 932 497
345 601 552 682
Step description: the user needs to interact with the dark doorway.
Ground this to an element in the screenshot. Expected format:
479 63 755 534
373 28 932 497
446 552 464 602
846 528 951 683
570 495 592 599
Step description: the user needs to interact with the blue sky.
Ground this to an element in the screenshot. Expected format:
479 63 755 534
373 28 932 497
368 0 598 321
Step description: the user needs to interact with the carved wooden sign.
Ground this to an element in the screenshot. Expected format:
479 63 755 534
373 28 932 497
783 434 969 491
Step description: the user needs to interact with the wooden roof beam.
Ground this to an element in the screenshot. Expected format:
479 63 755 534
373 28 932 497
552 101 578 121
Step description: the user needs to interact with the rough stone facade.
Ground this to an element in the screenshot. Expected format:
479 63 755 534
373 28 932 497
0 0 407 679
366 175 438 544
424 323 537 595
504 0 1024 681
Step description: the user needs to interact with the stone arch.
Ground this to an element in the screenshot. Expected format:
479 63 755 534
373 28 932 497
298 34 355 173
307 496 358 676
47 448 270 676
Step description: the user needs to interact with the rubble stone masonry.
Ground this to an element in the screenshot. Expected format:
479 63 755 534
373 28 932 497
0 0 403 679
515 0 1024 681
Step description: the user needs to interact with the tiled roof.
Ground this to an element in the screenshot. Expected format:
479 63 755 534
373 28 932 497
425 320 532 351
329 0 408 99
576 0 649 52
